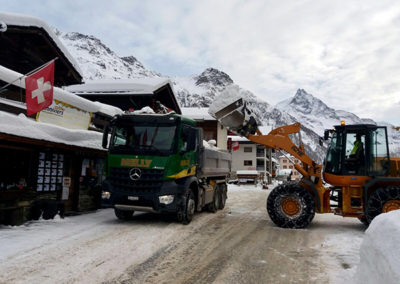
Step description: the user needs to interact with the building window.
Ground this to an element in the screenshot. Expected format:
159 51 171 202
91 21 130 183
289 165 293 169
283 165 287 169
244 160 253 166
244 147 253 153
283 159 287 163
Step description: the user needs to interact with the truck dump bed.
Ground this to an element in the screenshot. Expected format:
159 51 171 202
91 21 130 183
198 147 231 178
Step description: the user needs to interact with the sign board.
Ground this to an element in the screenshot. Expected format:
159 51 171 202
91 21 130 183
37 100 91 130
62 177 71 200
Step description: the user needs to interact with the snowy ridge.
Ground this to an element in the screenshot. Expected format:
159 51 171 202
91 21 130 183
276 89 400 156
56 31 158 81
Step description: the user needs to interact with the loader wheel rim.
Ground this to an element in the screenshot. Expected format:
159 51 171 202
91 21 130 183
281 197 301 216
382 200 400 213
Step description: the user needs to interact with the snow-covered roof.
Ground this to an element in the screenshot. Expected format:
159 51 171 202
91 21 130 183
228 135 250 142
65 78 174 95
0 111 104 150
0 65 123 117
0 12 82 77
181 107 214 121
236 170 259 175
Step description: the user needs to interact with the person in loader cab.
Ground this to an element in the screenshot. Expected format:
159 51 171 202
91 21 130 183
350 134 364 160
346 133 365 174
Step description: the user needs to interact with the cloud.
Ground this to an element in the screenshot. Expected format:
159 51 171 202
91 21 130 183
2 0 400 124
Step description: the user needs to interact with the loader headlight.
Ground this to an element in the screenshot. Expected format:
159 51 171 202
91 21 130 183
159 195 174 205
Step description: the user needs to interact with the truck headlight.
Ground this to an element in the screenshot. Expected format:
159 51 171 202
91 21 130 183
102 191 111 200
159 195 174 205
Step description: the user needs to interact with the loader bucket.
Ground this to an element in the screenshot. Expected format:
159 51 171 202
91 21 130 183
212 98 258 136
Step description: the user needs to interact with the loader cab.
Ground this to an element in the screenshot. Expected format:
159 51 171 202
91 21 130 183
323 124 390 183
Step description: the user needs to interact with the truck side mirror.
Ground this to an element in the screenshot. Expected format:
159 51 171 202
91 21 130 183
102 126 110 149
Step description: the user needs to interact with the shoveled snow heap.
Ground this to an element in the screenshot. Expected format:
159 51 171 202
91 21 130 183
355 210 400 284
0 111 104 150
208 85 260 133
208 85 245 117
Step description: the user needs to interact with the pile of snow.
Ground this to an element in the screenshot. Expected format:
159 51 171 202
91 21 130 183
208 85 245 117
355 210 400 284
0 111 104 150
132 106 155 114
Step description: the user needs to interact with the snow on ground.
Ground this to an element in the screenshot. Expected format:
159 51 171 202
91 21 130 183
0 183 368 284
355 210 400 284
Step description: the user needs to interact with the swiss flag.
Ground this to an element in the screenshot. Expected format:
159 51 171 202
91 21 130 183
232 141 240 151
25 61 55 116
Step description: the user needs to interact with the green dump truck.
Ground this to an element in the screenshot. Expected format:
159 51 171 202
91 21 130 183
101 112 231 224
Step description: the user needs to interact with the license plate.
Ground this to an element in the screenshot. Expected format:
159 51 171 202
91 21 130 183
128 196 139 201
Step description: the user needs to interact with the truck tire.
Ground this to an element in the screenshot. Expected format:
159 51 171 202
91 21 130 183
178 190 195 225
42 202 58 220
267 183 315 229
114 208 134 220
207 186 220 213
366 186 400 224
218 184 227 209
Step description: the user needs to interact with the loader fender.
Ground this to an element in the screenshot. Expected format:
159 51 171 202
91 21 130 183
299 179 321 213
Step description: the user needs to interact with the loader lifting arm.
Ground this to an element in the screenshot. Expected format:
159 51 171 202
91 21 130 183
247 122 322 179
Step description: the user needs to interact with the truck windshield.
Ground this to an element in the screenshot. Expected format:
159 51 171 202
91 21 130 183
110 124 177 155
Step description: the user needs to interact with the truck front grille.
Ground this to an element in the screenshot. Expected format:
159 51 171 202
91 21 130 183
109 167 164 194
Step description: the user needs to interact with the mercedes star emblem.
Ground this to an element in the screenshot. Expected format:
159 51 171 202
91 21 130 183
129 168 141 181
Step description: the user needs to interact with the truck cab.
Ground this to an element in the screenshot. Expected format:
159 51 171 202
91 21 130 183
101 112 230 224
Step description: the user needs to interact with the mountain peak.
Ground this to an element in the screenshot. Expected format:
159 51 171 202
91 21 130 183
195 68 234 87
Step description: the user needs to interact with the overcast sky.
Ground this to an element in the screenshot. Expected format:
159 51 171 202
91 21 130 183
2 0 400 125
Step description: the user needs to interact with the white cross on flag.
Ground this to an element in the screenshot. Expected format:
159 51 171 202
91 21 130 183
25 61 55 116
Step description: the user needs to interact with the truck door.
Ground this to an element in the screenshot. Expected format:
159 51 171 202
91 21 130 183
181 125 199 174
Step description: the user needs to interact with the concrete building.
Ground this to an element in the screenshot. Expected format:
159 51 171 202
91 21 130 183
278 155 301 181
229 134 277 183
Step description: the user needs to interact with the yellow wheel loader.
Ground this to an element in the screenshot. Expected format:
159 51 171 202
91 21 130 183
211 98 400 228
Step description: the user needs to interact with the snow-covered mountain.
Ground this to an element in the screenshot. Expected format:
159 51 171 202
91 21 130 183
56 31 399 161
276 89 400 156
56 31 159 80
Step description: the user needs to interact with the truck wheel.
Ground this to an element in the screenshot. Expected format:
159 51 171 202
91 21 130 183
267 183 315 229
218 184 227 209
179 190 195 225
114 208 134 220
207 187 220 213
366 186 400 223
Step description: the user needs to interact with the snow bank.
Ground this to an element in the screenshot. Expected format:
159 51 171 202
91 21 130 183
355 210 400 284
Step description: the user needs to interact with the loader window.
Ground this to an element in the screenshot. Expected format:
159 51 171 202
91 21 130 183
324 132 342 175
368 127 390 176
343 133 366 175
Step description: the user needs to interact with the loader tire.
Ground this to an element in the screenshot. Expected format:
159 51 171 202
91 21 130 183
267 183 315 229
114 208 134 220
178 190 195 225
366 186 400 224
